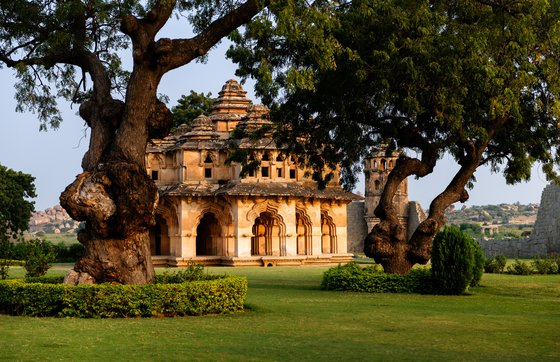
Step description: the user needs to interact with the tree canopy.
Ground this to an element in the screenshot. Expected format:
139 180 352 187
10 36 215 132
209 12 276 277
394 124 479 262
171 90 216 129
0 0 268 284
0 164 36 238
228 0 560 272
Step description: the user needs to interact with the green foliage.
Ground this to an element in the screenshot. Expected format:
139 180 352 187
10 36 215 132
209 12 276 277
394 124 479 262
154 262 209 283
459 223 483 239
470 241 486 287
321 262 434 294
0 164 36 238
229 0 560 190
171 90 215 129
484 255 507 273
0 275 247 318
23 239 57 278
431 226 484 295
0 235 12 280
51 242 85 263
506 259 534 276
531 257 559 275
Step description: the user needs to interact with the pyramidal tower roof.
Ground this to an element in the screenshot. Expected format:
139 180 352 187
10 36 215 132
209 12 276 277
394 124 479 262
209 79 253 122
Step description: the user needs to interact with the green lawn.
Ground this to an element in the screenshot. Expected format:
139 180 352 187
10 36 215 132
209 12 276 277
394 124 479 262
1 265 559 361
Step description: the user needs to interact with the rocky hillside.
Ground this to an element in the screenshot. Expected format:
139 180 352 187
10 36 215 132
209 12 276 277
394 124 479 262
29 205 81 234
446 203 538 225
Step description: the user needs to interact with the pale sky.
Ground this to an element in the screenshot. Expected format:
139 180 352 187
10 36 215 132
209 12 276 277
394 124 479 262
0 30 550 211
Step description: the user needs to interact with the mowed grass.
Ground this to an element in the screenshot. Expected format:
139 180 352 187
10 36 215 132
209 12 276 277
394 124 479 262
1 265 559 361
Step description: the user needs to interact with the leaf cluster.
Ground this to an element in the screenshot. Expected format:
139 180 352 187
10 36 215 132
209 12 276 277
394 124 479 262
0 164 36 239
229 0 560 189
171 90 215 129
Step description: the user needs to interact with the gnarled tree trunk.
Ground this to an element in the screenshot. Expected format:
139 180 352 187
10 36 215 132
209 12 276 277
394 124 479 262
364 141 487 274
57 0 265 285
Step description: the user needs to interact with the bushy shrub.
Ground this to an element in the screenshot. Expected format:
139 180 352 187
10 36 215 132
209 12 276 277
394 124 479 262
0 237 12 280
484 254 507 273
470 240 486 287
431 226 484 295
0 275 247 318
154 262 208 283
506 259 533 275
321 262 434 294
52 242 85 262
23 239 57 277
531 257 559 275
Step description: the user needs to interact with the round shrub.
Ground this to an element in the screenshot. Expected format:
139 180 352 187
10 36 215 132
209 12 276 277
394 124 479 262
431 226 483 295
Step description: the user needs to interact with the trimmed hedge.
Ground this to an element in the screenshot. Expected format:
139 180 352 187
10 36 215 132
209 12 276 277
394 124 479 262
0 275 247 318
321 262 434 294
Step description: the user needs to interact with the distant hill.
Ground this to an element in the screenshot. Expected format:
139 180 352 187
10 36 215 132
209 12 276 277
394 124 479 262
445 203 538 239
29 205 81 235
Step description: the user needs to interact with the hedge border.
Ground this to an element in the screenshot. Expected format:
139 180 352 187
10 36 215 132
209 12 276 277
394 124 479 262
321 262 434 294
0 275 247 318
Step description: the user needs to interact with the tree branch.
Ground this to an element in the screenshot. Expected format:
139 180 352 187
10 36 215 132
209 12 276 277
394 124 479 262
160 0 267 72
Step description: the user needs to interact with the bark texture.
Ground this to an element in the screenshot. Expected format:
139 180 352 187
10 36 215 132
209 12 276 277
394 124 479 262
364 142 487 274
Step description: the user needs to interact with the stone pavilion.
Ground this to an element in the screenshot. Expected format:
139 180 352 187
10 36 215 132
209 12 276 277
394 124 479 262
146 79 361 266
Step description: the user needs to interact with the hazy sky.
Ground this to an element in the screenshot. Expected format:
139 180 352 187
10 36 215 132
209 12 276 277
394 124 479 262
0 28 550 211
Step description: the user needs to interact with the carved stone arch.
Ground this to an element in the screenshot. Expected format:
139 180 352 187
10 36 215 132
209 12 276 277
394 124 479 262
246 200 282 222
320 209 338 254
155 199 179 235
195 202 232 226
150 198 178 256
295 205 312 255
192 200 233 257
201 150 218 166
247 201 287 256
381 159 387 171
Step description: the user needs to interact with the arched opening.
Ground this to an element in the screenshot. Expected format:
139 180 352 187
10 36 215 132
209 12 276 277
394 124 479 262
381 159 387 171
321 212 337 254
296 210 312 255
251 211 285 256
196 213 220 256
374 180 381 191
149 216 170 256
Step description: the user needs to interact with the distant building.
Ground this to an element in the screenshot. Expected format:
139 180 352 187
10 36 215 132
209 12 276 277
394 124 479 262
363 147 426 242
146 80 361 266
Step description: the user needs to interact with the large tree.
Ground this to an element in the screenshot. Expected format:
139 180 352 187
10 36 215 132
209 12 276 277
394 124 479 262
0 0 268 284
0 164 36 239
228 0 560 273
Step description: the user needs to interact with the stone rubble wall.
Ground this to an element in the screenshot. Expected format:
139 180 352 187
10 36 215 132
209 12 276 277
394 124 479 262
477 237 546 258
477 183 560 258
346 200 427 254
407 201 427 240
346 201 368 254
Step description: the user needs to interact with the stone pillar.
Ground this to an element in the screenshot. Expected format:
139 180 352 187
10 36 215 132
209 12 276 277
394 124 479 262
306 200 323 255
233 200 253 257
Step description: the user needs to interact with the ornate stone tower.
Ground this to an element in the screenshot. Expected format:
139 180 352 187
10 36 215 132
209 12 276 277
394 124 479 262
208 79 253 137
363 146 409 231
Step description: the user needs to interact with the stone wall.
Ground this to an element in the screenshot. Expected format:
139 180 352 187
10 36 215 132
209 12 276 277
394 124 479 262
477 183 560 258
477 237 546 258
407 201 426 240
346 200 427 254
346 201 368 254
529 183 560 255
